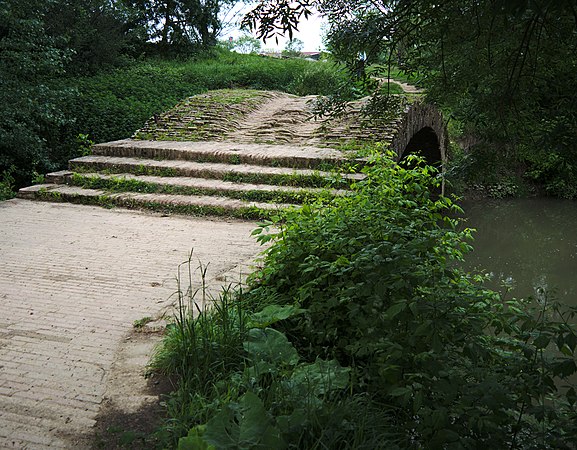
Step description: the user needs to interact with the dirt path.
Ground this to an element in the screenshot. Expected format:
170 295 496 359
0 200 261 448
225 94 324 145
396 80 423 93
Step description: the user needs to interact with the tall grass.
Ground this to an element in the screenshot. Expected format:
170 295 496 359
150 250 391 449
149 251 250 444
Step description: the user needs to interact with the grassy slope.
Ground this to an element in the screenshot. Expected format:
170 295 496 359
60 51 348 147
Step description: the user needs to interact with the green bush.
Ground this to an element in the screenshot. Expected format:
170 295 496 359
0 167 16 201
244 153 577 448
154 152 577 448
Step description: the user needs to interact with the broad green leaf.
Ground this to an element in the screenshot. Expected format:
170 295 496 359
385 302 406 319
204 393 286 449
390 386 412 397
238 392 286 449
249 304 305 328
203 405 239 449
178 425 214 450
276 408 308 434
243 328 299 366
534 334 551 349
289 359 349 396
553 359 577 378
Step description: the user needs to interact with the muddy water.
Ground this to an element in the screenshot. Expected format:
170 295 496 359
458 198 577 306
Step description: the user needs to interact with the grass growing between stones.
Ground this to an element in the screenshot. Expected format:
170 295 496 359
68 174 337 205
220 171 352 189
132 90 274 142
70 163 354 188
34 189 281 220
150 151 577 449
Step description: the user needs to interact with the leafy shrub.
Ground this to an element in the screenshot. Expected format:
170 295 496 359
155 153 577 448
0 167 16 200
244 152 577 448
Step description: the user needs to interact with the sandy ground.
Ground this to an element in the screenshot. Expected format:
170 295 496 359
0 199 263 448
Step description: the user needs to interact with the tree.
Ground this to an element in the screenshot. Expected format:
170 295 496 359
232 33 261 54
128 0 238 53
282 37 303 57
43 0 145 74
0 0 70 187
243 0 577 197
0 0 146 189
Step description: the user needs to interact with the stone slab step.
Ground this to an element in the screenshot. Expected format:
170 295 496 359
48 172 347 200
69 156 365 186
92 139 365 169
17 185 297 219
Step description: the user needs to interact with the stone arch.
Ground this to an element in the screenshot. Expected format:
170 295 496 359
401 126 441 166
390 102 447 167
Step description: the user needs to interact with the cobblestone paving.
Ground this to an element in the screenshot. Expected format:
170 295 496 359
0 199 261 448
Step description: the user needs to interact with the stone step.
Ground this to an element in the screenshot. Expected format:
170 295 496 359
17 184 296 220
92 139 365 170
69 156 364 188
46 171 346 204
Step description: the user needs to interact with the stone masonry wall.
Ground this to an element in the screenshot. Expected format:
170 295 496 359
390 101 448 164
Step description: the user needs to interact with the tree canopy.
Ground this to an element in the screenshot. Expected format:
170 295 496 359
244 0 577 197
0 0 241 189
127 0 238 52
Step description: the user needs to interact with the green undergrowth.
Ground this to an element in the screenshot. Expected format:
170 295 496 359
151 151 577 449
0 167 16 201
68 173 337 205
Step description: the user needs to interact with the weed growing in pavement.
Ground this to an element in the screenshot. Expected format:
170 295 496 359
34 187 278 219
149 252 250 441
221 170 352 189
133 317 154 329
72 164 179 178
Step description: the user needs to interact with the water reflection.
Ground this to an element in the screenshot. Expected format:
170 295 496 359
458 198 577 306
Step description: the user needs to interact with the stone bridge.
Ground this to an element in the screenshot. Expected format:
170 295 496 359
19 89 448 217
391 101 447 167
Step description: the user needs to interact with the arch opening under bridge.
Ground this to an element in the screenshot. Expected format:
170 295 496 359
390 102 447 168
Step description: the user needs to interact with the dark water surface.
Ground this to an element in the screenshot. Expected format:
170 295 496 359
459 198 577 306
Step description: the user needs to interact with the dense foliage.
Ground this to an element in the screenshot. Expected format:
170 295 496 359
125 0 237 53
153 154 577 448
0 0 69 188
245 0 577 198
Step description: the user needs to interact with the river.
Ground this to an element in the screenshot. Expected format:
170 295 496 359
458 198 577 307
